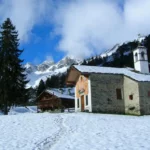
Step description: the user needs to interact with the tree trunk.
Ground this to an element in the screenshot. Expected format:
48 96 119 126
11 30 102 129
3 91 8 115
4 99 8 115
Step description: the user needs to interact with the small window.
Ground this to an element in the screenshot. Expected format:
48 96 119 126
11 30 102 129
86 95 88 105
116 88 122 100
148 91 150 97
77 98 80 108
129 94 133 100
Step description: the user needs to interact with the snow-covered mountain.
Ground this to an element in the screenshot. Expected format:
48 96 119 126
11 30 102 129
100 44 120 58
25 56 81 88
25 35 147 88
25 63 37 74
37 60 54 72
99 35 146 58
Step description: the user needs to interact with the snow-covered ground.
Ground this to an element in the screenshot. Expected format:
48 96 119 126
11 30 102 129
0 107 150 150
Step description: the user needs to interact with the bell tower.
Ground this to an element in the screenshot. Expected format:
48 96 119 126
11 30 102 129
133 36 149 73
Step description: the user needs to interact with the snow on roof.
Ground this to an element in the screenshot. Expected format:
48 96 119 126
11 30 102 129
46 88 74 100
74 65 150 82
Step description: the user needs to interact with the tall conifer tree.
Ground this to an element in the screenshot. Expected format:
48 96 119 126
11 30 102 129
36 80 46 97
0 18 29 114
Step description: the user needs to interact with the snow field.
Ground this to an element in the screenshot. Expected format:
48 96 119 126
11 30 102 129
0 113 61 150
50 113 150 150
0 111 150 150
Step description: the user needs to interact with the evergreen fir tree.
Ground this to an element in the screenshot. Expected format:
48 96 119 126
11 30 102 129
0 18 29 114
50 75 59 88
82 59 87 65
45 78 52 88
59 73 66 87
36 79 46 97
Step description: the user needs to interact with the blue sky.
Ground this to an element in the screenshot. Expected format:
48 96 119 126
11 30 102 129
0 0 150 64
20 24 64 64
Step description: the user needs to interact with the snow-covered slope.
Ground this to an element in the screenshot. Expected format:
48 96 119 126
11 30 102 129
100 44 120 58
25 56 81 88
24 63 37 74
100 35 146 59
37 60 54 72
1 111 150 150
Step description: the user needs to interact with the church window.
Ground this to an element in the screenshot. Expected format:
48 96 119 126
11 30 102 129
77 98 80 108
141 51 145 60
116 88 122 100
135 53 138 62
129 94 133 100
86 95 88 105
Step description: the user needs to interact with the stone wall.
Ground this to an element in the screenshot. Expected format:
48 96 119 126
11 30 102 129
123 76 140 115
139 82 150 115
90 74 125 114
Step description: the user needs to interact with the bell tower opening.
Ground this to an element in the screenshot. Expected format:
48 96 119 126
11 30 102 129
141 51 145 60
135 53 138 62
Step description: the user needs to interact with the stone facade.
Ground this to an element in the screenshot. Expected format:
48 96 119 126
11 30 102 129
74 73 150 115
69 64 150 115
123 76 140 115
68 44 150 115
123 77 150 115
138 82 150 115
90 74 125 114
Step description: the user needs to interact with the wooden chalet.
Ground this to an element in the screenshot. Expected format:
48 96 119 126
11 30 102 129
37 89 75 111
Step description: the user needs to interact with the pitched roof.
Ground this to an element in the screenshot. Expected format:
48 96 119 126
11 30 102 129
45 88 74 100
73 65 150 82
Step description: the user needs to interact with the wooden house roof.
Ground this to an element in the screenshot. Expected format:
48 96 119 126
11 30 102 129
37 88 75 100
46 89 74 100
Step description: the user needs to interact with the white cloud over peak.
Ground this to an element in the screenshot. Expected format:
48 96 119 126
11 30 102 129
53 0 150 58
0 0 150 59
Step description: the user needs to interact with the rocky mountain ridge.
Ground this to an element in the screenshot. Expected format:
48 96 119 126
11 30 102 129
25 56 81 74
25 56 82 88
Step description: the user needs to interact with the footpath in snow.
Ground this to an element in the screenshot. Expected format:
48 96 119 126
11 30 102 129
0 108 150 150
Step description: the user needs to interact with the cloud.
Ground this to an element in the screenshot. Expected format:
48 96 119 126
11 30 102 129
53 0 150 59
0 0 52 43
1 0 150 60
124 0 150 35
